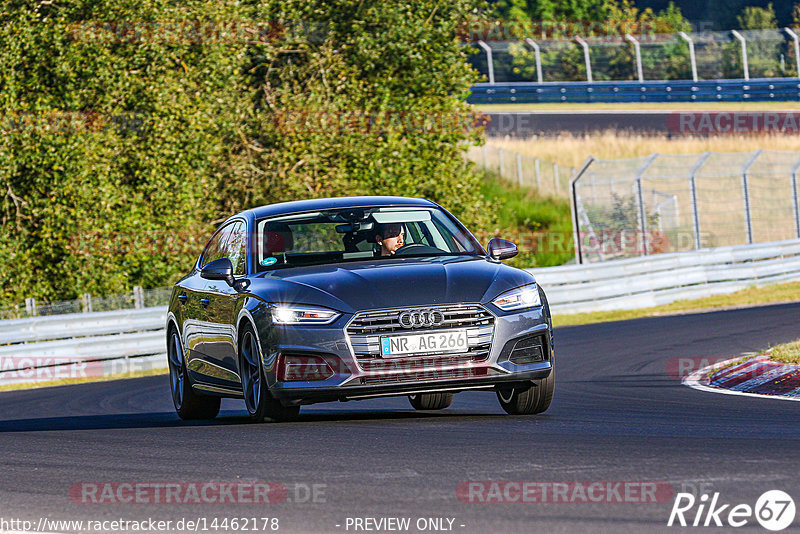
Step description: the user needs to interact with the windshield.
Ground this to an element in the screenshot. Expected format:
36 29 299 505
254 206 483 271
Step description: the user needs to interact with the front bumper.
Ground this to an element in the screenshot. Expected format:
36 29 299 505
262 304 552 406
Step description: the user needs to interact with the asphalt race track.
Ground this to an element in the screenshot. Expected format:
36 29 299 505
1 302 799 534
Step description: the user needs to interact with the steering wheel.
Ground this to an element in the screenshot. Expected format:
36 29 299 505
393 243 444 256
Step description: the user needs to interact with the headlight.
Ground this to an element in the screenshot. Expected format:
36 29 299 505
270 304 340 325
491 284 542 311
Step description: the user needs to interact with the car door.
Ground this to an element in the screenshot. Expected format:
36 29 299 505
200 219 248 387
187 222 237 385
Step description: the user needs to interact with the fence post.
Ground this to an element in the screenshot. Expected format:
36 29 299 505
553 163 560 193
679 32 698 82
524 38 543 83
689 152 711 250
482 145 487 169
731 30 749 81
25 297 36 316
534 158 541 189
498 148 504 178
792 157 800 239
624 34 644 82
784 28 800 77
516 153 523 186
635 154 659 256
81 293 92 313
571 157 595 264
133 286 144 309
476 40 495 85
574 36 593 83
741 150 762 245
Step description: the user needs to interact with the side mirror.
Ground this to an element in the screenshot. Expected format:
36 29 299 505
200 258 235 287
487 238 518 260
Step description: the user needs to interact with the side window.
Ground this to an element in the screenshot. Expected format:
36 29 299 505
226 221 248 275
200 223 235 268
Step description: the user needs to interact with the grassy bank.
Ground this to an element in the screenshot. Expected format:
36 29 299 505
478 172 573 267
768 340 800 365
553 281 800 327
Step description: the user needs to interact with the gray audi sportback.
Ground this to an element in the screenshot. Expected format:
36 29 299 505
166 196 554 422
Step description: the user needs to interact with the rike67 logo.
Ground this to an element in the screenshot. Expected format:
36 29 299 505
668 490 796 531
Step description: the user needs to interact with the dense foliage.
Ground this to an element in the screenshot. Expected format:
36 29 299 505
0 0 488 307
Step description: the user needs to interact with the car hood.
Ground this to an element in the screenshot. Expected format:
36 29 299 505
247 255 535 313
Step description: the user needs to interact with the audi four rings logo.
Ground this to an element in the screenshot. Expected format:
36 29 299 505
398 309 445 329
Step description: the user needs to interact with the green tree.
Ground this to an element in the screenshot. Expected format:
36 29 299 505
0 0 489 308
737 3 778 29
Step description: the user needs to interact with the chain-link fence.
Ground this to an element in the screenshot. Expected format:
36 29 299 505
0 286 172 320
470 28 800 83
573 150 800 263
467 144 575 198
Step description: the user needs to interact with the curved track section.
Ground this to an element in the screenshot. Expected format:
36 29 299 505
1 303 799 533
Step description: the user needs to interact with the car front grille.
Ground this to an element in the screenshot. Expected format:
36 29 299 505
346 304 494 382
360 366 488 385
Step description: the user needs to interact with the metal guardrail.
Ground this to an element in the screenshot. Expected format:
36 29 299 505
469 78 800 104
2 239 799 386
0 307 168 385
529 239 800 313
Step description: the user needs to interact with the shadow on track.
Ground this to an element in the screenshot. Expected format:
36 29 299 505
0 408 511 433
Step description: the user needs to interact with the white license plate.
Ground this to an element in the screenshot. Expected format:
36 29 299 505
380 330 468 358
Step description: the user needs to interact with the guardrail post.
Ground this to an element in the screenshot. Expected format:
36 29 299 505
741 149 762 245
553 163 560 193
570 156 596 264
791 157 800 239
679 32 698 82
25 297 36 317
534 158 541 189
575 36 593 83
784 28 800 77
524 38 543 83
689 152 712 250
516 153 523 186
82 293 92 314
498 148 504 178
133 286 144 309
624 34 644 82
635 154 659 256
476 40 495 85
731 30 749 81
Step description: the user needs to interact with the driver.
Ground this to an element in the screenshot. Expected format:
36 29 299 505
375 222 405 256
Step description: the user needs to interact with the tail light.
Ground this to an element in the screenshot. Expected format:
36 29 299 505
277 354 335 382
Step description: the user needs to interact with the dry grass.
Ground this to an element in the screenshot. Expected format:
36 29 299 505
553 281 800 327
487 132 800 169
767 339 800 365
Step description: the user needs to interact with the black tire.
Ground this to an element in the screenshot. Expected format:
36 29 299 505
239 324 300 423
496 370 555 415
167 327 221 420
408 392 454 410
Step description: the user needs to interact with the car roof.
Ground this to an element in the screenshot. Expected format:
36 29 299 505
240 196 439 222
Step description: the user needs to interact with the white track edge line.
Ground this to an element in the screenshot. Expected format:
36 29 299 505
683 356 800 402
